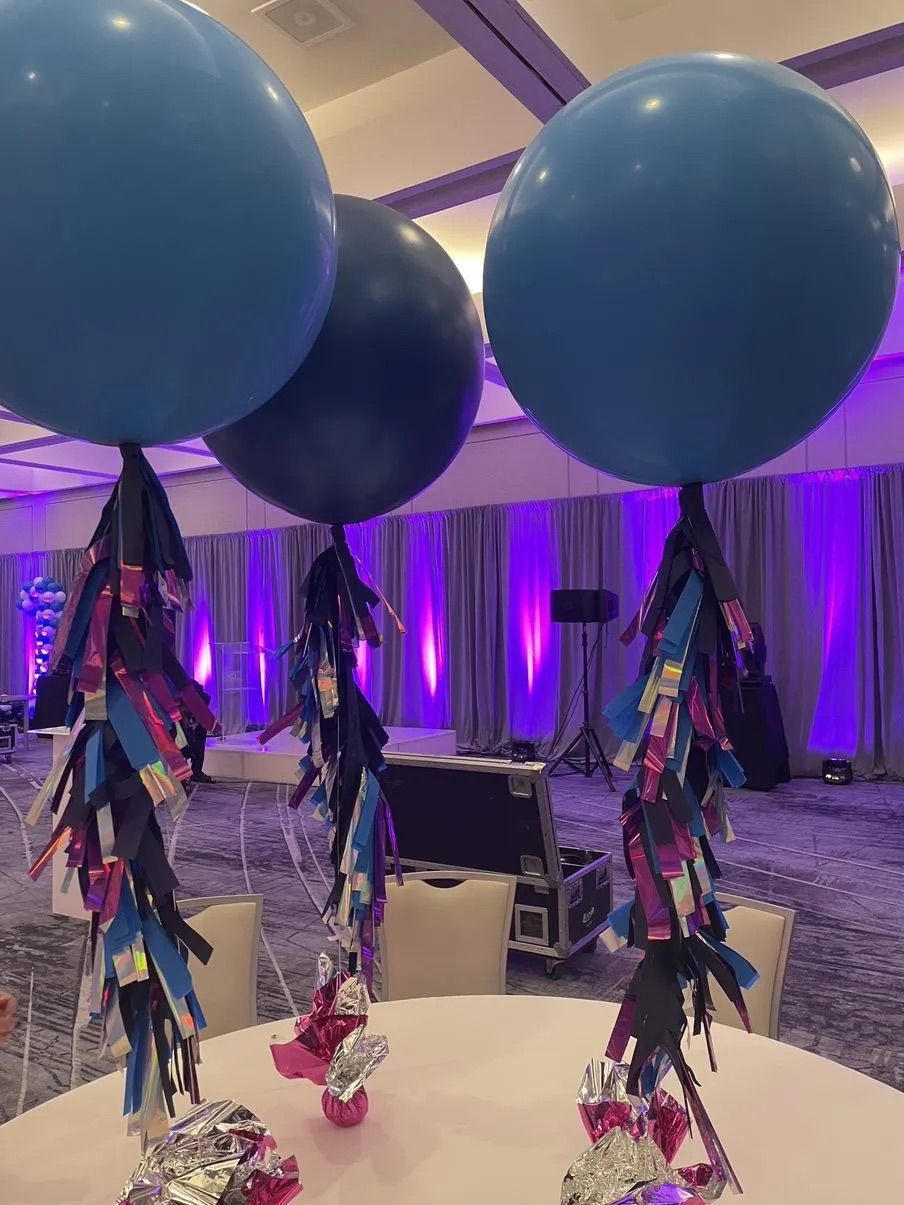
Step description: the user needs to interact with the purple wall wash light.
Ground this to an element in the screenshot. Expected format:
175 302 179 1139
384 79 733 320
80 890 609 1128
192 600 213 693
620 488 679 603
16 461 899 772
346 523 378 702
400 515 449 728
506 502 558 740
247 531 281 728
800 472 867 758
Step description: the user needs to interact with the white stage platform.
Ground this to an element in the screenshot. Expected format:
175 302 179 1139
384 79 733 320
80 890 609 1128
204 726 457 784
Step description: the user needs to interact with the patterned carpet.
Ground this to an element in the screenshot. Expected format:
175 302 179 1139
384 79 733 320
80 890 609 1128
2 738 903 1123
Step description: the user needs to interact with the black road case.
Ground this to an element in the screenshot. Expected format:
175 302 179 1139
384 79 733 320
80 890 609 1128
382 752 613 973
0 722 16 761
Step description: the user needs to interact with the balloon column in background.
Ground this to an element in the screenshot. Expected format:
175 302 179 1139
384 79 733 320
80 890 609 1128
484 51 898 1182
207 195 485 978
0 0 338 1140
17 576 67 681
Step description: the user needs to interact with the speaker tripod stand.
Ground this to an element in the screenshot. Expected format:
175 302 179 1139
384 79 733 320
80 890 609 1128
548 622 616 790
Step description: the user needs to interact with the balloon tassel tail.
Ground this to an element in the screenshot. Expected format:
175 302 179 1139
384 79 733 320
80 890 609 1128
601 483 756 1182
264 526 401 979
27 445 212 1141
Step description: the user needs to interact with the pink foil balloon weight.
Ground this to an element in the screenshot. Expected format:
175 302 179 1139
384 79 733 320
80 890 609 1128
322 1087 369 1127
271 952 388 1130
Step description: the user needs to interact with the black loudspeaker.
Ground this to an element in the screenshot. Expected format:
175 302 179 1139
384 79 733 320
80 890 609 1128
550 588 618 625
31 672 70 730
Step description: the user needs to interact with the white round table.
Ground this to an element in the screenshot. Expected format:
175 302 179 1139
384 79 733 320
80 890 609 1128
1 995 899 1203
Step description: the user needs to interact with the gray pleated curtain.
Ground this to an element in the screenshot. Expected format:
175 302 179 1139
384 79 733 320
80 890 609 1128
2 464 903 778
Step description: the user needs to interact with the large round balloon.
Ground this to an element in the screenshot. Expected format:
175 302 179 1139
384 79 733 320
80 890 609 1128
484 53 899 485
206 195 485 524
0 0 336 446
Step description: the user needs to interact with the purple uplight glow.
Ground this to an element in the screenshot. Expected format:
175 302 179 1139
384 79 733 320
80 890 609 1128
15 464 888 774
23 618 35 696
257 629 267 716
621 487 678 602
355 637 371 694
400 516 448 727
421 581 441 698
803 474 863 757
247 532 279 726
193 601 213 689
507 503 557 739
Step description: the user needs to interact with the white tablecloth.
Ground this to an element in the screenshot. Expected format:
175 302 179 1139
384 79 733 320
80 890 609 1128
1 995 899 1203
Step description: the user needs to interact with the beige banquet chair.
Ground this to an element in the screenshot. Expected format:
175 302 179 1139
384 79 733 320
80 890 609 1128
380 872 516 1001
180 894 263 1040
696 893 795 1040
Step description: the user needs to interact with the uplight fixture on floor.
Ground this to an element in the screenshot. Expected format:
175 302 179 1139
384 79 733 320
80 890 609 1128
822 757 853 785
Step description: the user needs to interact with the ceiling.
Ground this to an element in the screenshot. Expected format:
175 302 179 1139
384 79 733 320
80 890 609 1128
1 0 903 495
521 0 904 84
203 0 455 111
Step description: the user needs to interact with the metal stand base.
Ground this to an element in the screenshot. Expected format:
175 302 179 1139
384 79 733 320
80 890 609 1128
547 621 616 791
548 721 616 790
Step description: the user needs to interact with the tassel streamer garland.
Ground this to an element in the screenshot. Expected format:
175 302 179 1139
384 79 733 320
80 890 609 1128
26 445 214 1142
260 524 403 977
600 483 758 1193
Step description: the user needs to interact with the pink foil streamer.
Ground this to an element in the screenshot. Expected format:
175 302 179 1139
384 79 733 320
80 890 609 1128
178 678 216 736
119 563 144 614
51 537 110 666
100 859 125 928
605 995 637 1063
648 1088 690 1164
141 669 183 724
66 827 86 869
28 823 71 881
258 704 302 747
77 583 113 696
687 677 716 746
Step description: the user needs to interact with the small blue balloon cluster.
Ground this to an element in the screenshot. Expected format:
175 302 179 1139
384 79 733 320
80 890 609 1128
17 575 67 677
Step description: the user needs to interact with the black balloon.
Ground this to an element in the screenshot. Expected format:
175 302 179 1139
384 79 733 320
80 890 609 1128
206 195 485 524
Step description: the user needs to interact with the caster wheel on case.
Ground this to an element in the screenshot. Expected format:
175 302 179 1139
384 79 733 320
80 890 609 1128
545 959 563 979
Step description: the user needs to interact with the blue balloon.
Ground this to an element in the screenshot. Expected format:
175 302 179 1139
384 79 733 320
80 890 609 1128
0 0 336 446
206 196 484 524
484 54 899 485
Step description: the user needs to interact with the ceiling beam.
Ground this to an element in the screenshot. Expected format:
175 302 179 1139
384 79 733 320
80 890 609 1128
0 407 54 428
378 149 522 219
0 433 71 456
0 456 118 481
391 21 904 224
156 442 218 459
785 22 904 88
412 0 589 122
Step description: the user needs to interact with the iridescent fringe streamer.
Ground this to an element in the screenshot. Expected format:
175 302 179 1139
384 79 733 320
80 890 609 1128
260 524 403 978
600 483 758 1194
25 444 214 1143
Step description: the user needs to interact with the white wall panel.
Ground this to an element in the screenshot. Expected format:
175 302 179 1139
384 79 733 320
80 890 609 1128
3 368 904 553
0 503 34 554
412 427 570 510
166 474 249 537
844 374 904 468
44 494 108 552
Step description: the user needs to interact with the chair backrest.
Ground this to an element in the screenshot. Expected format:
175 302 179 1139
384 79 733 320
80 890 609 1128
180 895 263 1041
709 893 795 1039
381 872 516 1001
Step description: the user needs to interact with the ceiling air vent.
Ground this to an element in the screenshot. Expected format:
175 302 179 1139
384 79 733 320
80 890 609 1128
251 0 353 47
